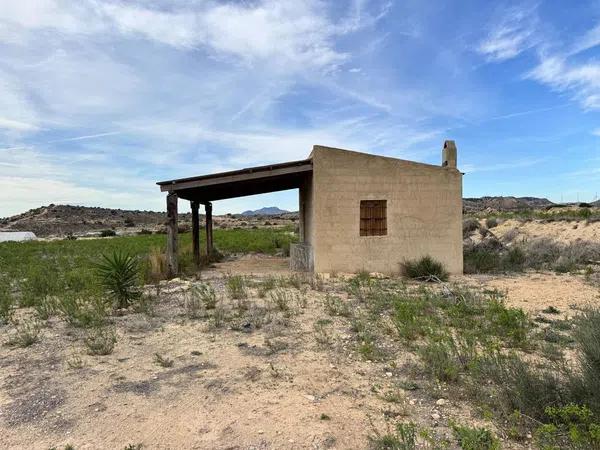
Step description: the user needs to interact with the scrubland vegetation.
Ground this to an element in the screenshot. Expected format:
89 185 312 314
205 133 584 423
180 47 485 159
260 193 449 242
2 222 600 448
463 216 600 276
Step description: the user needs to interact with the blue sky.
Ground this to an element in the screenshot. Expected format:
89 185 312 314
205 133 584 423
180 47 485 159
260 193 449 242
1 0 599 216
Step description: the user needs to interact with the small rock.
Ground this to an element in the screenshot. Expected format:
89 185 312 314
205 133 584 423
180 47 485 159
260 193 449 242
303 394 316 402
431 413 441 420
258 430 264 434
385 372 393 377
436 398 447 406
526 433 532 439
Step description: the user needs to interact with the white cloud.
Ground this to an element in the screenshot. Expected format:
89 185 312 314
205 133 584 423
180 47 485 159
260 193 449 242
477 4 538 62
570 23 600 55
527 55 600 109
0 176 161 218
95 0 359 73
0 118 39 132
462 157 547 174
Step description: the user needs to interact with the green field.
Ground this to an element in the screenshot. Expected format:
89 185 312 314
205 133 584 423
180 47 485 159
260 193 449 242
0 227 298 303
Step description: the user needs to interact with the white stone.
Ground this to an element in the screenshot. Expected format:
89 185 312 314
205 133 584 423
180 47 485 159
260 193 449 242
436 398 447 406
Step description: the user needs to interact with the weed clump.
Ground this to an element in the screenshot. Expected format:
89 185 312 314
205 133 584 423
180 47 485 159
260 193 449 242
403 256 449 281
463 218 480 238
452 423 500 450
0 280 14 324
323 294 351 317
154 353 174 368
226 275 247 300
84 326 117 355
186 282 217 318
368 422 417 450
56 294 108 328
8 318 41 347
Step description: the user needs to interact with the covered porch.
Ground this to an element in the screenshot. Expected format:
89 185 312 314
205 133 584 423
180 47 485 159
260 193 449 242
156 159 313 276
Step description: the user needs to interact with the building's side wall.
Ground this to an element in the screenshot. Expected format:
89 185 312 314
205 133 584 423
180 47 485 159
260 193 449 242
311 146 463 275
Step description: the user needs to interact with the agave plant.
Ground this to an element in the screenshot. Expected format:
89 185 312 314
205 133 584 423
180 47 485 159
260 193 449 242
95 252 141 309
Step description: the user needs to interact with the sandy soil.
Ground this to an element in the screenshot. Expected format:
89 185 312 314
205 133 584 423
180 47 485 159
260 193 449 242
492 219 600 244
1 256 598 449
458 272 600 317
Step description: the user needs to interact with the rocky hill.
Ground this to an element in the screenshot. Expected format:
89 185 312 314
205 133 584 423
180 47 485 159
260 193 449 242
463 196 554 213
0 204 297 238
0 205 191 238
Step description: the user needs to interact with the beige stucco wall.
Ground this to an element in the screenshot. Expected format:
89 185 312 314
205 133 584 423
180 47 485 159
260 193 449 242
310 145 463 275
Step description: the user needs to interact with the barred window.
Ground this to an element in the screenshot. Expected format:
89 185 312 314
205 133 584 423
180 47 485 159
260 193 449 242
360 200 387 236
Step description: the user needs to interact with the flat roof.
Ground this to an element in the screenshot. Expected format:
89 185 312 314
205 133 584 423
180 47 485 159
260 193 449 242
157 158 313 202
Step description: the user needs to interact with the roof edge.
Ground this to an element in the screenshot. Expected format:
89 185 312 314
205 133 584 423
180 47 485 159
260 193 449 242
157 158 312 186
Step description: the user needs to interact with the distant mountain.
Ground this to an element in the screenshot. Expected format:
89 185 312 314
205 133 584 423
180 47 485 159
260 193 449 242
240 207 290 216
463 196 555 213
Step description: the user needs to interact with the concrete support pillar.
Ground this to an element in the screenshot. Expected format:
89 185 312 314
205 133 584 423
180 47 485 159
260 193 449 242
191 201 200 268
166 192 178 277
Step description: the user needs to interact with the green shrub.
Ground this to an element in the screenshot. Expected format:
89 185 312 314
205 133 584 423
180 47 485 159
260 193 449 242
0 281 13 324
463 247 500 273
369 422 417 450
257 276 277 298
504 246 526 271
56 293 108 328
268 288 296 313
19 265 61 307
403 256 449 281
190 283 217 310
485 217 499 229
419 338 460 382
463 218 480 238
480 353 566 421
33 296 56 320
95 252 141 309
571 308 600 412
393 297 432 341
8 318 41 347
225 275 247 300
485 300 530 348
346 271 377 302
84 326 117 355
323 294 351 317
524 238 562 269
452 423 500 450
535 404 600 450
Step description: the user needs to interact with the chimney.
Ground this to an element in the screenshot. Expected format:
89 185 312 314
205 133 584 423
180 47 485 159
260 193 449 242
442 140 457 168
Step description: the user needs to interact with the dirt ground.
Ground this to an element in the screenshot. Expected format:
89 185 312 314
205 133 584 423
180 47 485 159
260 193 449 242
1 257 599 450
492 218 600 244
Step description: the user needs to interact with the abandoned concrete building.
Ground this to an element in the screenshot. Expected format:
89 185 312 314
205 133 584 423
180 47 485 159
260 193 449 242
157 141 463 276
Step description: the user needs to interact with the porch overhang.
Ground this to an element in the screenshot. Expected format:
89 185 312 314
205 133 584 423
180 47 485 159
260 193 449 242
157 158 313 203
